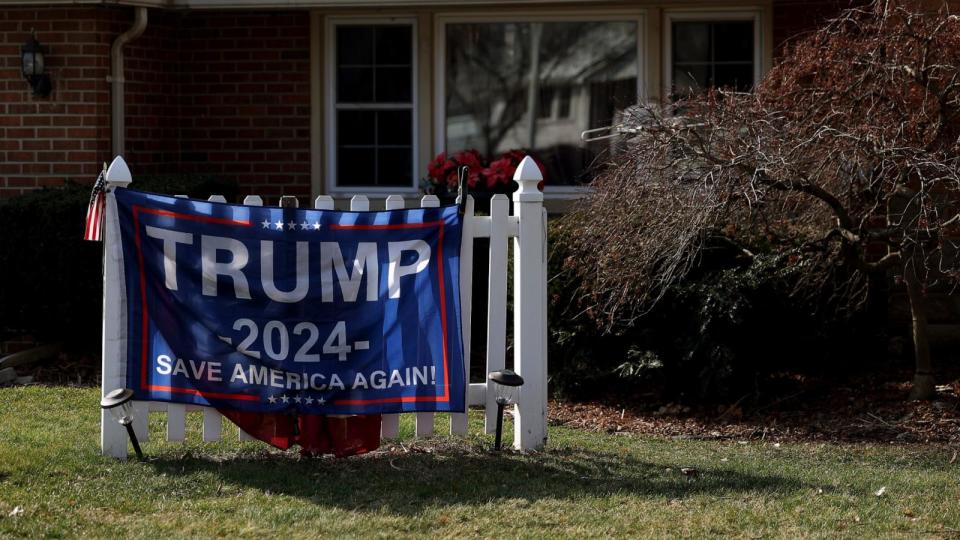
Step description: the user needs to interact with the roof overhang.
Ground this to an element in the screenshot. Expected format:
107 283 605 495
1 0 623 9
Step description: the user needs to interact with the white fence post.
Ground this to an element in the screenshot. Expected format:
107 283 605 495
101 156 133 459
512 157 548 451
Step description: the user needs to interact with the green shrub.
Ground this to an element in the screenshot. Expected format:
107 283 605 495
0 175 237 353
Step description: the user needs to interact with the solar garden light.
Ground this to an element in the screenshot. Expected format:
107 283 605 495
100 388 144 460
488 369 524 451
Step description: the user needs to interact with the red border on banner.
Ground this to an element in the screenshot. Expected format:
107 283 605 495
131 205 453 406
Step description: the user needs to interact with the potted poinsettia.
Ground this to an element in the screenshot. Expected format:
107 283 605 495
421 149 546 210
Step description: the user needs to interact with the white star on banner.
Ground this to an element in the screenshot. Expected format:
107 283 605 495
274 220 284 230
312 222 321 230
280 394 289 403
261 219 272 229
300 220 310 230
286 220 297 230
317 396 326 405
293 395 302 403
304 396 314 405
268 395 277 404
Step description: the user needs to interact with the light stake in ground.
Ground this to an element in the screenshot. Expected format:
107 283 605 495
488 369 524 451
100 388 144 459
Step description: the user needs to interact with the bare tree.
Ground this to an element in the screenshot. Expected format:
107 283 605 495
562 1 960 399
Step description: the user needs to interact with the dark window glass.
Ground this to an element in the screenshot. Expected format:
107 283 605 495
374 67 412 102
336 26 374 65
335 23 415 188
375 25 412 65
336 67 374 103
538 86 554 119
376 110 412 146
673 22 709 62
713 21 754 62
337 110 375 145
337 147 376 187
672 20 754 96
336 109 412 187
377 148 413 186
557 86 572 118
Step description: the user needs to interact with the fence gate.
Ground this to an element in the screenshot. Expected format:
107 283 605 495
99 156 548 457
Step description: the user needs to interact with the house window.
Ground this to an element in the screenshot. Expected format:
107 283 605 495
440 17 641 189
328 21 416 190
668 17 758 97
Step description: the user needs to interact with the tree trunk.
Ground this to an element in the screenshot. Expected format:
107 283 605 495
904 265 935 400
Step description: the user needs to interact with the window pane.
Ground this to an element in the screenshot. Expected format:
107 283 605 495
673 65 708 95
337 26 374 66
556 86 571 118
713 21 754 62
334 23 416 189
444 21 638 187
377 148 413 186
375 25 412 65
337 110 374 145
377 110 412 146
713 64 754 91
337 67 374 102
374 67 411 102
671 20 755 95
673 22 710 62
337 147 376 187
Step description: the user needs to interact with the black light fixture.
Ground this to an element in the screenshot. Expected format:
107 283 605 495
21 32 51 97
100 388 144 460
488 369 524 451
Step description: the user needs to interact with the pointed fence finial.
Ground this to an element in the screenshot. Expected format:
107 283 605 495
104 156 132 188
512 155 543 202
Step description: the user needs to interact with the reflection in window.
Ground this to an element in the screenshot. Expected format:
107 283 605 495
445 21 638 187
671 20 754 96
334 24 414 188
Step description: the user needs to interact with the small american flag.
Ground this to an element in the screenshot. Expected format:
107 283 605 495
83 168 107 241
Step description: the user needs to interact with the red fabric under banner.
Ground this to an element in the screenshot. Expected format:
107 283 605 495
219 410 381 457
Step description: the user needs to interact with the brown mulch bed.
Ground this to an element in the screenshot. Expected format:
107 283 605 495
550 374 960 444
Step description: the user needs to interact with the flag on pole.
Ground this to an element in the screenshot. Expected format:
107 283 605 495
83 168 106 241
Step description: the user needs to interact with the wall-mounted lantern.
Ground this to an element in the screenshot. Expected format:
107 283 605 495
21 32 51 97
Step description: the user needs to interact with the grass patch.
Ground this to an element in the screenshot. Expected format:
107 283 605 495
1 386 958 538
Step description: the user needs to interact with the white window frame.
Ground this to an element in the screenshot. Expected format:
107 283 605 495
324 16 419 195
663 10 763 100
434 10 647 200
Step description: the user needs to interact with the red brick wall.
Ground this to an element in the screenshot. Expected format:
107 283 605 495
172 12 311 200
123 11 182 175
0 7 116 198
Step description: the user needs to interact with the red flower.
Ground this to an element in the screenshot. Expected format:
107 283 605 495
427 153 457 183
482 157 515 189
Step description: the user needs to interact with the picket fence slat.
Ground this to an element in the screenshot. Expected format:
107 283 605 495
450 195 475 436
100 155 547 458
375 195 402 439
484 194 509 433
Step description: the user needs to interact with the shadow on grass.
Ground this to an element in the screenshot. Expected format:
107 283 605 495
146 442 804 514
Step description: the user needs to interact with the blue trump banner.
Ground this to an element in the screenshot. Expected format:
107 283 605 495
114 188 465 415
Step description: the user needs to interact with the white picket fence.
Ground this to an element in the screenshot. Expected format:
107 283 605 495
100 156 548 458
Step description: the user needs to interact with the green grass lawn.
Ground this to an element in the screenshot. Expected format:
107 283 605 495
1 386 958 539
